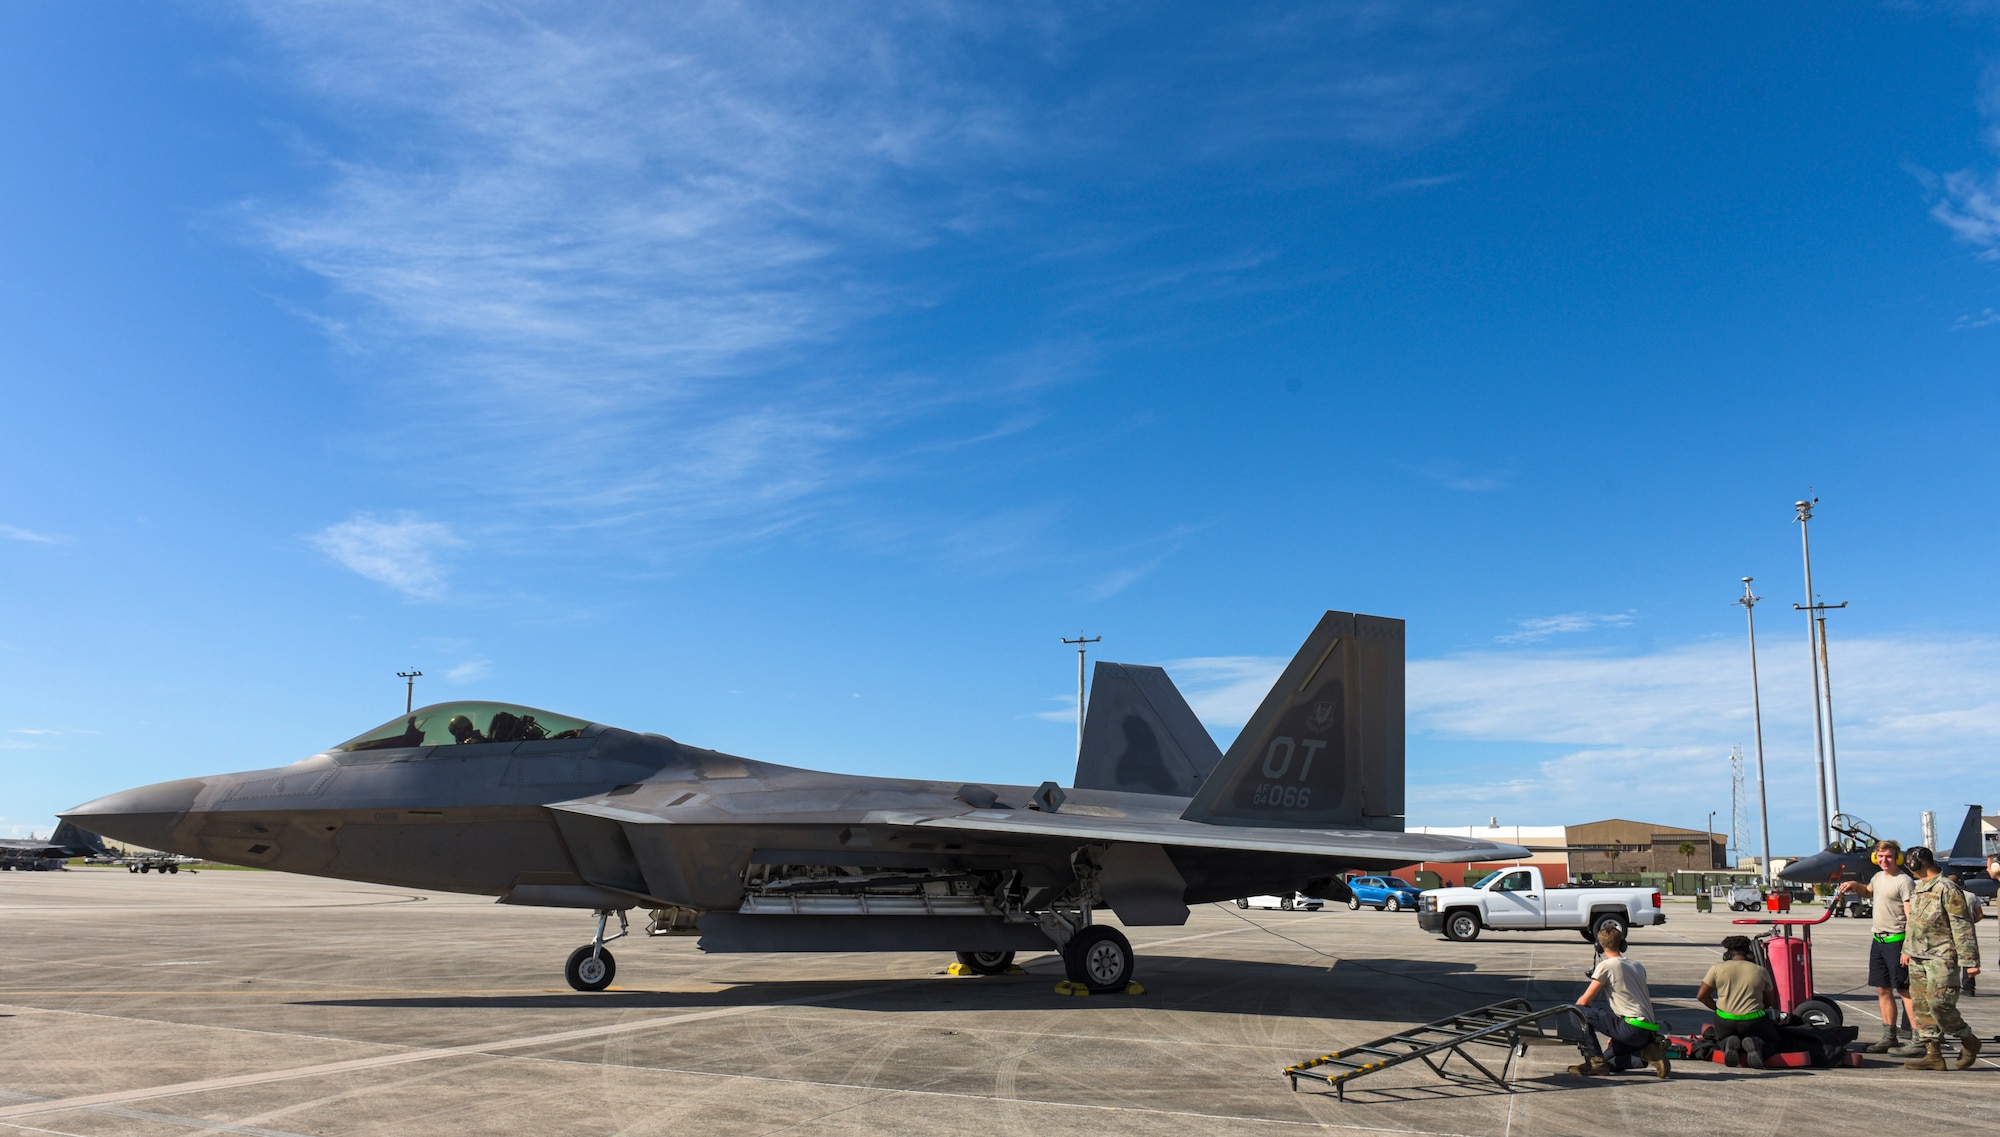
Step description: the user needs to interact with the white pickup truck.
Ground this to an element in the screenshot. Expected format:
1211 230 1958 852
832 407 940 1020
1415 866 1666 942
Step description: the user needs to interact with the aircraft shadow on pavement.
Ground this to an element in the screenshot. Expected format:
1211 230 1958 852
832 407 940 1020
293 953 1687 1023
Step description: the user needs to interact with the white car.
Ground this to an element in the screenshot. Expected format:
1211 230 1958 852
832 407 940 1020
1235 892 1324 911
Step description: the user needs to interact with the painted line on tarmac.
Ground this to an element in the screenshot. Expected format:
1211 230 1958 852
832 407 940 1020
508 1049 1494 1137
0 1089 314 1137
1133 925 1257 950
0 983 899 1121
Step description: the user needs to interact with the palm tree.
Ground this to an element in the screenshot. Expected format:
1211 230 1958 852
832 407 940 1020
1678 841 1697 870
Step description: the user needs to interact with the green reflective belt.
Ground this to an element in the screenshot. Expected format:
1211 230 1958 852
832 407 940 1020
1874 933 1905 943
1715 1009 1765 1021
1624 1017 1660 1032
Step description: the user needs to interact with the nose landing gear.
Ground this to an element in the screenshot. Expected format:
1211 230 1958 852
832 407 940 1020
565 908 628 992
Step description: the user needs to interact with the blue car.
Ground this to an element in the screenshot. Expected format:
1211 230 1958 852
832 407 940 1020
1344 875 1423 912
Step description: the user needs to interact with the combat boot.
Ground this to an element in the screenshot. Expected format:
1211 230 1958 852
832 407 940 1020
1887 1036 1929 1058
1639 1039 1670 1079
1958 1033 1982 1070
1865 1025 1900 1053
1903 1041 1947 1071
1565 1056 1613 1076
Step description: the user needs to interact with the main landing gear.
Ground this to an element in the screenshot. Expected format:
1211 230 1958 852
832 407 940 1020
565 909 628 992
1062 926 1134 992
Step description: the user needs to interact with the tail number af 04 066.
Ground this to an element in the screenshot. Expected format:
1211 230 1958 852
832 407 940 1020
1250 783 1311 807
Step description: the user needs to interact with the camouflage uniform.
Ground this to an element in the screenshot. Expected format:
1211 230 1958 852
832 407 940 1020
1906 873 1981 1044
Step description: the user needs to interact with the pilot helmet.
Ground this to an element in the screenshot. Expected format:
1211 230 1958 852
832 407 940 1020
447 714 479 741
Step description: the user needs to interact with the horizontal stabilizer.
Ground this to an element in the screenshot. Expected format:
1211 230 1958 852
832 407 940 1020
1180 611 1404 831
1074 662 1223 796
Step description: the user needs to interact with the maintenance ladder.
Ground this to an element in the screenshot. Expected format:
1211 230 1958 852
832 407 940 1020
1284 998 1583 1101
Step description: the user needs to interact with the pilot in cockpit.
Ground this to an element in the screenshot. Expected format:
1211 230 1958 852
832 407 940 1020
448 715 487 744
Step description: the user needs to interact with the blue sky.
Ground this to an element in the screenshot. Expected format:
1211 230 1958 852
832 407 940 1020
5 3 1999 858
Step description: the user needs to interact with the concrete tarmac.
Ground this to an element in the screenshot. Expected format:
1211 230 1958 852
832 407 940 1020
2 869 1993 1136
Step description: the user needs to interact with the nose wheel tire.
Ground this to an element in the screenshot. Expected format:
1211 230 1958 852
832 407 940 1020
954 950 1016 976
565 945 617 992
1062 926 1135 992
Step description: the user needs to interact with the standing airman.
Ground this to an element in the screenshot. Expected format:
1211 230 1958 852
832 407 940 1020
1900 845 1982 1071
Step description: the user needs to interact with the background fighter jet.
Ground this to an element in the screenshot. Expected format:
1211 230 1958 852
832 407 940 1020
1779 806 1997 900
67 611 1527 992
0 820 110 871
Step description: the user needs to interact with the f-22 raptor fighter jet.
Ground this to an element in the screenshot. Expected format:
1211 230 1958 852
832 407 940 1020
67 611 1526 992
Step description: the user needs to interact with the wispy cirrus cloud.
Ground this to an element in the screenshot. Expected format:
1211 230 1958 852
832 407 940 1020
445 658 492 683
1162 655 1288 730
1495 610 1636 644
1927 64 2000 261
232 2 1531 560
1 523 64 544
308 512 463 600
1407 460 1510 492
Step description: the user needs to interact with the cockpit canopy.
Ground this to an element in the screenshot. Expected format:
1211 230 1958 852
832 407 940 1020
336 702 597 752
1828 812 1878 855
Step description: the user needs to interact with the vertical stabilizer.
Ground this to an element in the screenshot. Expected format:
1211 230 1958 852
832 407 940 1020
1179 611 1404 830
48 820 109 857
1074 662 1223 796
1948 804 1985 862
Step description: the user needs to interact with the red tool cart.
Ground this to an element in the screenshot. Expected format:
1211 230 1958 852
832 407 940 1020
1732 904 1844 1029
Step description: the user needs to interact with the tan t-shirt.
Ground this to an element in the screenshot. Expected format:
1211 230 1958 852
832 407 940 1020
1871 870 1913 935
1701 959 1774 1019
1590 956 1657 1024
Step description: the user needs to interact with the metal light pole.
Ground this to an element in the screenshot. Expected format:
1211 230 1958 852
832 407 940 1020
397 669 423 714
1737 578 1775 886
1060 633 1099 760
1815 610 1846 818
1795 500 1832 847
1794 499 1849 839
1707 809 1718 872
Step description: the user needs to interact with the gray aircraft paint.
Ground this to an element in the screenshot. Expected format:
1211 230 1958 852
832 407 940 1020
1073 662 1223 797
1182 611 1404 830
66 611 1524 964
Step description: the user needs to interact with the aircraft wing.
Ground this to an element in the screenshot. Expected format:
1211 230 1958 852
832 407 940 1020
859 807 1527 863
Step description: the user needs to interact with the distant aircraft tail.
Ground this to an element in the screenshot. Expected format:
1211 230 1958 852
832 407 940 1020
48 820 109 857
1179 611 1404 831
1947 804 1985 862
1074 662 1223 796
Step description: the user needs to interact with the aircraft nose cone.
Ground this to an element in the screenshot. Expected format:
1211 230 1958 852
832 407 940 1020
62 777 208 854
1777 853 1827 883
